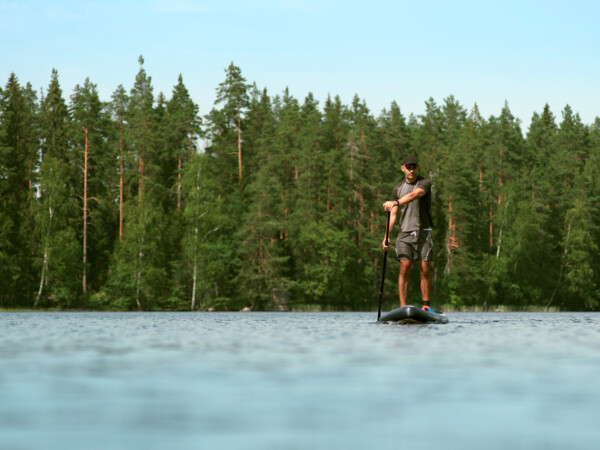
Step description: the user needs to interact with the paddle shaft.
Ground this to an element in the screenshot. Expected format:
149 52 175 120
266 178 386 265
377 211 391 321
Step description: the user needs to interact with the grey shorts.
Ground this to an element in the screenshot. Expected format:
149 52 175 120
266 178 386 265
395 229 433 262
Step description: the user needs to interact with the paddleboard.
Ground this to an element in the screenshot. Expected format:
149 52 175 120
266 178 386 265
378 306 449 324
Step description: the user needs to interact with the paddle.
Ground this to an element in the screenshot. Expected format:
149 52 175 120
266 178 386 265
377 211 391 322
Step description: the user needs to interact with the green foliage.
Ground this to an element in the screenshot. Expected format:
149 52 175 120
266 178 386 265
1 62 600 310
294 220 368 309
0 74 40 306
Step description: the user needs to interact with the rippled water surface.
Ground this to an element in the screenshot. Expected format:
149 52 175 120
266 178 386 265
1 311 599 449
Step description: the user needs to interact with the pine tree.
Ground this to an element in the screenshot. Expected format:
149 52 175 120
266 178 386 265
234 87 300 309
574 117 600 309
346 95 376 246
70 77 115 299
214 62 250 183
443 105 486 307
412 97 445 173
546 106 593 309
434 96 469 306
109 85 129 242
320 95 350 226
166 74 201 211
292 95 369 308
181 146 241 310
243 85 275 185
294 92 325 221
0 83 14 306
0 73 39 306
375 101 411 192
181 151 221 310
35 69 81 308
502 105 561 307
104 56 169 310
479 102 525 305
525 104 558 240
195 63 252 310
163 75 202 307
127 56 155 205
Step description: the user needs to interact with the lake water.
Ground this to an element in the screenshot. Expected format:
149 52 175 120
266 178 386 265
1 311 599 450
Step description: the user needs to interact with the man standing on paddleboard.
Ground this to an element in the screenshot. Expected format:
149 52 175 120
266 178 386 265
382 155 436 312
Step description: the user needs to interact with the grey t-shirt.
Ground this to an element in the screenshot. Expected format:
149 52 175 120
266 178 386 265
392 176 433 232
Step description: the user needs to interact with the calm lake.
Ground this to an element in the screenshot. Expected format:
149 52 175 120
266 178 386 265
1 311 599 449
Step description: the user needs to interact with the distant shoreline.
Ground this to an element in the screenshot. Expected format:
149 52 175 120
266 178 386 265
0 306 575 313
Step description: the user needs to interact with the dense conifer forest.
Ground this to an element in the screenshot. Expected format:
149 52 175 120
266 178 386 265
1 58 599 311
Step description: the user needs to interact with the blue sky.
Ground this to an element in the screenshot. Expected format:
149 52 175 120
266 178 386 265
2 0 599 129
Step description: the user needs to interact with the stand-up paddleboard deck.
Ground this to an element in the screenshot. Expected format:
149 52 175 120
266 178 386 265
378 306 449 324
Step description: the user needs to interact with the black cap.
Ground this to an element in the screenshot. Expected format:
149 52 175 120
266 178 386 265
402 155 418 166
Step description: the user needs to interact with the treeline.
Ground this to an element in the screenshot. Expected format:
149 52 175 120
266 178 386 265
1 58 599 311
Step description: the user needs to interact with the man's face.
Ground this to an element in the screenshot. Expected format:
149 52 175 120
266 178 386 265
402 163 418 182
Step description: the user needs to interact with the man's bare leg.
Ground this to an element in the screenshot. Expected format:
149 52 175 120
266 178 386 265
399 259 412 307
419 261 430 305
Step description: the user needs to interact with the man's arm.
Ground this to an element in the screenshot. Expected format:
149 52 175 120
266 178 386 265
381 188 425 250
382 205 398 250
397 188 426 206
382 188 425 211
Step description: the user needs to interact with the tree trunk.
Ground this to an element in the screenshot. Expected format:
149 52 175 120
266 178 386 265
83 128 88 294
326 165 333 212
136 234 143 311
495 201 508 258
119 115 124 241
191 165 203 311
138 145 144 206
446 196 456 274
547 220 571 308
191 215 198 311
489 203 493 250
237 111 242 181
178 155 182 211
496 220 504 258
34 248 48 308
34 197 54 308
